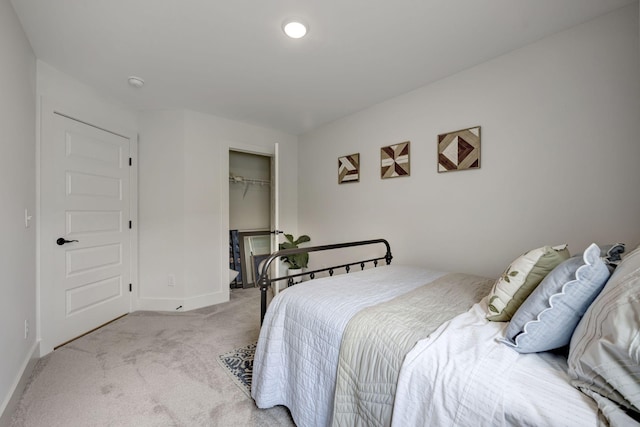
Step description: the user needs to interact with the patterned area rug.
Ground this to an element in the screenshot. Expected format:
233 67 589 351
217 342 256 398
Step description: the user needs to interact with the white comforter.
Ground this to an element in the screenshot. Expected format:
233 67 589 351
392 298 603 427
251 265 446 427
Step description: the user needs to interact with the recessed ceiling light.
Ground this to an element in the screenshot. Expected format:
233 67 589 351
127 76 145 88
282 20 308 39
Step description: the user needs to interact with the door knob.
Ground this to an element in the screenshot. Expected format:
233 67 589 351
57 238 79 245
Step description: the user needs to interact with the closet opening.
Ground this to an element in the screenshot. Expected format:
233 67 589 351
228 150 272 289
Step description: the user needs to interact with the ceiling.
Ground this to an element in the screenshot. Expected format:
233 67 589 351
11 0 635 135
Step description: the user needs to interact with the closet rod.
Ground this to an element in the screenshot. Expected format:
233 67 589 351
229 175 270 185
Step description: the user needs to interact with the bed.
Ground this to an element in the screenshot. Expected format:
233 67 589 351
251 239 640 427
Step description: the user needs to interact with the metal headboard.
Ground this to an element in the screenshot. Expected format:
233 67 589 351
257 238 393 324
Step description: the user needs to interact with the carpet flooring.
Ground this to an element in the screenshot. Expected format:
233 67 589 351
10 288 295 427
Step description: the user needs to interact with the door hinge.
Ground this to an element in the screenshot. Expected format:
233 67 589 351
129 283 132 292
129 157 132 166
129 220 132 229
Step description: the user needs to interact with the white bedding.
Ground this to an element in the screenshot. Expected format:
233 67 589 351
251 265 446 427
392 298 603 427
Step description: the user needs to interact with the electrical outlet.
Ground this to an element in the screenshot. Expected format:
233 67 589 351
24 320 29 339
168 275 176 286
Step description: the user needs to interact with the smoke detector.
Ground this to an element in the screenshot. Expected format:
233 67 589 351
127 76 145 88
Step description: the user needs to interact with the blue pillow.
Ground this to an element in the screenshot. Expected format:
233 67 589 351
500 243 611 353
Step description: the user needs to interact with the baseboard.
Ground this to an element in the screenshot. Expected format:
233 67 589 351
136 297 187 312
0 341 40 427
137 291 229 312
182 290 228 311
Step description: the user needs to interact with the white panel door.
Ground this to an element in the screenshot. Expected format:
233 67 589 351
41 112 131 349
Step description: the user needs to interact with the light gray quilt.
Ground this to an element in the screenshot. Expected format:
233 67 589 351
331 273 494 427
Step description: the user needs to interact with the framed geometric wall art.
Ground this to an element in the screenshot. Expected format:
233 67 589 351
380 141 410 179
437 126 481 173
338 153 360 184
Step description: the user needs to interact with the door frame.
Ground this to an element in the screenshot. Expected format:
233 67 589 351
220 142 278 300
37 97 138 356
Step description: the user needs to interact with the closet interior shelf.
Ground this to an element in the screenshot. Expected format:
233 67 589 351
229 175 271 186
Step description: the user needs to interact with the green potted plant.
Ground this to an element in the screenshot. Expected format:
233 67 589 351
279 233 311 283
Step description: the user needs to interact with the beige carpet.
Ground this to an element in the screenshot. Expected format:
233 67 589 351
10 288 295 427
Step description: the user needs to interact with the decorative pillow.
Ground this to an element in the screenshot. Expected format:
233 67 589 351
574 243 626 272
567 244 640 425
601 242 626 271
486 244 570 321
499 243 610 353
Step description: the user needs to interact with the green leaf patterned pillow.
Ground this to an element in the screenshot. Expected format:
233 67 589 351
486 244 570 321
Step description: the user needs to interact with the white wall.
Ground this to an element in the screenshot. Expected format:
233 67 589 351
0 0 36 421
298 3 640 279
138 109 298 311
36 62 138 134
137 110 186 307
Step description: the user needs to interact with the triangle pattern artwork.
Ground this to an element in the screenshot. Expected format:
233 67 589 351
338 153 360 184
381 141 410 179
438 126 481 172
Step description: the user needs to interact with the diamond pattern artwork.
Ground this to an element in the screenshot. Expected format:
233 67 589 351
438 126 480 172
380 141 410 179
338 153 360 184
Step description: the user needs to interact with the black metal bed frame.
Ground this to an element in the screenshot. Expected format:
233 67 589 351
257 238 393 324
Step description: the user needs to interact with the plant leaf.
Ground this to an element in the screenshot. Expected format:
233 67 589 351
296 235 311 245
278 232 311 268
